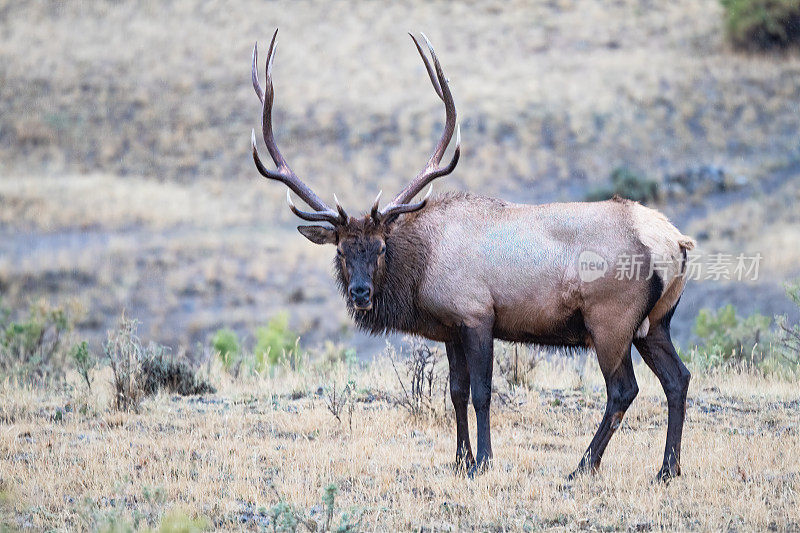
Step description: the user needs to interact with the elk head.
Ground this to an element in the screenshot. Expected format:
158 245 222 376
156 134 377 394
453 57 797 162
251 29 460 310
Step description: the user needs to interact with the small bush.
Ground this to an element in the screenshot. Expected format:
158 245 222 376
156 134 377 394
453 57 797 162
106 317 214 411
389 339 445 419
495 343 541 390
691 304 773 366
325 379 356 429
721 0 800 51
0 299 73 384
263 482 362 533
141 349 216 397
586 167 660 203
776 280 800 366
254 312 299 372
105 317 153 411
70 340 95 392
211 328 240 371
268 500 301 533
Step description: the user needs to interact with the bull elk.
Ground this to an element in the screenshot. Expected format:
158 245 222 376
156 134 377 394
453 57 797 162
250 29 695 481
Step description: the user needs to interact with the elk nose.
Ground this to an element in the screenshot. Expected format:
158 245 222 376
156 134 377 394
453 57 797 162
349 285 371 301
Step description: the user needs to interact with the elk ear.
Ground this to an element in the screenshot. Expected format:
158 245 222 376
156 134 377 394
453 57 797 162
297 225 337 245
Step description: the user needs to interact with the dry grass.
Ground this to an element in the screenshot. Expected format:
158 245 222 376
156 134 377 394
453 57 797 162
1 4 799 530
1 352 798 531
2 0 799 197
0 174 277 232
2 0 800 352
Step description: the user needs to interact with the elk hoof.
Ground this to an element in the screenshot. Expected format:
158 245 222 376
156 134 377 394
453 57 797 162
453 457 475 476
566 463 595 482
654 465 681 483
466 459 491 478
566 468 587 482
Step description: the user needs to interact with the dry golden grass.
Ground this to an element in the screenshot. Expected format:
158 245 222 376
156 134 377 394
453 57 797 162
2 0 800 352
1 353 798 531
1 4 799 530
2 0 799 197
0 174 274 232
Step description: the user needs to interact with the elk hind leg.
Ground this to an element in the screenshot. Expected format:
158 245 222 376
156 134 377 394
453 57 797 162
570 337 638 479
633 316 690 481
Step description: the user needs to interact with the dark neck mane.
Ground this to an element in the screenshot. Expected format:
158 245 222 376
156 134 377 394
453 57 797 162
334 217 431 336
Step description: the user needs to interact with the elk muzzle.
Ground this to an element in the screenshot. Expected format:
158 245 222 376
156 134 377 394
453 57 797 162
349 283 373 310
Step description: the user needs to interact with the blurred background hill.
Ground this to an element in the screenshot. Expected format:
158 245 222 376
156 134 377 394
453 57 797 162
1 0 799 356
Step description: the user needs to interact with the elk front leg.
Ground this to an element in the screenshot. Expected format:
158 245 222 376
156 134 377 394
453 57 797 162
446 340 474 471
459 322 494 476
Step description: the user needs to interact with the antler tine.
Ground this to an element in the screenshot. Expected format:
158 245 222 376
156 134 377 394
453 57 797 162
251 29 338 217
333 194 349 222
409 33 443 100
251 42 264 104
370 190 383 221
286 190 343 225
381 184 434 219
420 32 456 166
383 33 459 214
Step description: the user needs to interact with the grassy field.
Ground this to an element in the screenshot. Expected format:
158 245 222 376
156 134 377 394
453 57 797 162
2 0 800 352
3 1 799 189
1 349 798 531
1 2 800 530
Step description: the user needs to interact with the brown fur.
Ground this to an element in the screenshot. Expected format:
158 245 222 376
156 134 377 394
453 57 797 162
332 214 442 338
327 192 691 350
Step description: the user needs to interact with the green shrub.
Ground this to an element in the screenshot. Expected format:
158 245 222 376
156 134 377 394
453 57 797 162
268 500 300 533
721 0 800 51
691 304 773 366
776 280 800 365
254 312 299 372
586 167 660 203
211 328 240 371
70 340 95 392
155 509 208 532
261 482 362 533
0 299 73 384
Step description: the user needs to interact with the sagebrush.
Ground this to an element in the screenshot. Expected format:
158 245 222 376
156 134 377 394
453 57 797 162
105 317 214 411
0 299 73 384
586 167 660 203
721 0 800 51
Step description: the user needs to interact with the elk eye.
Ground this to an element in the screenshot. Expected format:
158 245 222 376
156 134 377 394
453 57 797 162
378 244 386 255
336 248 344 257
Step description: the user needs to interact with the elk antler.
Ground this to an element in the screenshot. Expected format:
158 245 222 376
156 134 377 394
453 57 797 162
378 33 461 220
251 29 346 225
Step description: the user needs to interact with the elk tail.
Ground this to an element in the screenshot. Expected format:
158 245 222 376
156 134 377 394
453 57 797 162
678 236 696 251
